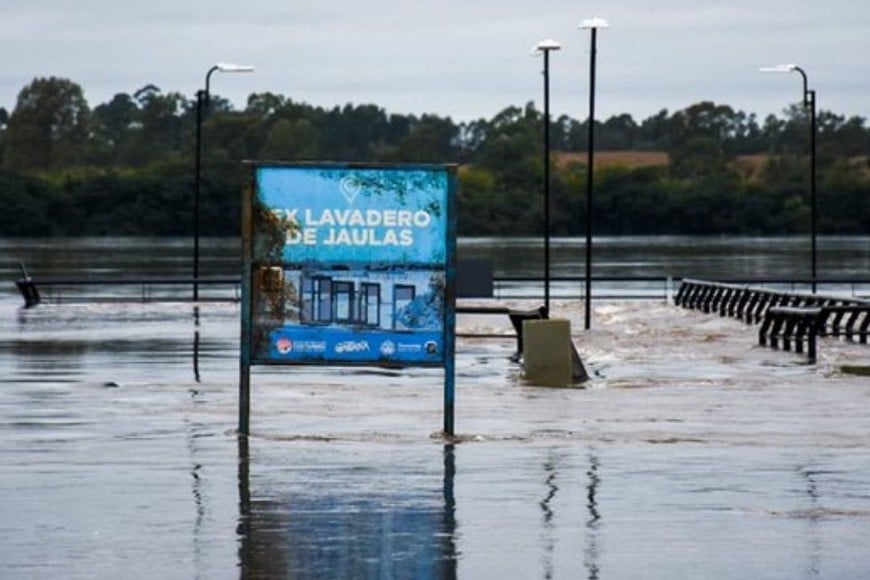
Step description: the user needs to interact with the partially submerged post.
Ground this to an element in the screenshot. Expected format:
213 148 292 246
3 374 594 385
15 263 40 308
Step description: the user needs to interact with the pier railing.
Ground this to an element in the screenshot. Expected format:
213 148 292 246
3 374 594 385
489 275 870 302
15 267 241 308
13 266 870 360
675 278 870 361
15 267 870 309
492 276 677 301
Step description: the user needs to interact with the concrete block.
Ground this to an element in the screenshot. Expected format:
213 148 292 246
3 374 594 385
523 319 584 387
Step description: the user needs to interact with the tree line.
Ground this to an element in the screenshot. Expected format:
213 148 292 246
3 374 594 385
1 76 868 237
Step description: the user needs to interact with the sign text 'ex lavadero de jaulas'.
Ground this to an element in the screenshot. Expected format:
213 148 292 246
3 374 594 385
239 162 458 435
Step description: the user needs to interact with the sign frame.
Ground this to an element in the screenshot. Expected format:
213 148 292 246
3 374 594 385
239 161 457 436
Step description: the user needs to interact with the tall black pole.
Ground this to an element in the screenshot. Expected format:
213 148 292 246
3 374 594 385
194 65 220 302
793 66 816 293
584 28 598 331
193 88 203 301
543 49 552 317
808 88 817 293
762 64 819 293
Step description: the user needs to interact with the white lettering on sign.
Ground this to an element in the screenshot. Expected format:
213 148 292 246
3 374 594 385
322 228 413 246
277 208 433 247
286 228 317 245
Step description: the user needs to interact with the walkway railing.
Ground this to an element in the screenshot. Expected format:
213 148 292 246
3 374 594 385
14 263 240 308
675 278 870 361
15 267 870 310
491 276 870 302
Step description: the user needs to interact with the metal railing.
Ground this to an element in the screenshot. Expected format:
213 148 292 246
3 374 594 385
15 269 240 307
14 265 870 309
491 276 677 301
674 278 870 362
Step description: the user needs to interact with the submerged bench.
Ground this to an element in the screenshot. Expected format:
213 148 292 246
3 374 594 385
456 260 548 360
456 304 548 361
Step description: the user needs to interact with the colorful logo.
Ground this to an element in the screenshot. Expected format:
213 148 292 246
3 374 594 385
276 337 293 354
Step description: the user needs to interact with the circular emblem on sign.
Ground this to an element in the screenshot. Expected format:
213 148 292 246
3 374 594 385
339 175 362 204
380 340 396 356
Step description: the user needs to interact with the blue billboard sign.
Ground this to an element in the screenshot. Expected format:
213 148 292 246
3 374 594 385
255 167 448 265
241 163 456 369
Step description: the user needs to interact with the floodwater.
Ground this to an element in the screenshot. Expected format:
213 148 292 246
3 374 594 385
2 237 870 579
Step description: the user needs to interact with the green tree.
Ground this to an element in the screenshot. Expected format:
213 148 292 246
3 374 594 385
595 165 669 234
0 171 62 235
3 73 870 239
246 92 287 117
319 103 392 160
120 85 191 167
260 118 320 160
821 157 870 233
89 93 138 167
457 165 497 234
389 114 458 162
0 107 8 165
599 113 639 150
3 77 91 172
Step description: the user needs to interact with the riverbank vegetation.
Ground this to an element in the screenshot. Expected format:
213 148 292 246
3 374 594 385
1 77 868 237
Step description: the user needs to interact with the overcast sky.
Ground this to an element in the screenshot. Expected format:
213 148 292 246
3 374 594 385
2 0 868 123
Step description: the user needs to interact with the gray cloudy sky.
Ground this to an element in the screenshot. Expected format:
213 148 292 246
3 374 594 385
2 0 868 122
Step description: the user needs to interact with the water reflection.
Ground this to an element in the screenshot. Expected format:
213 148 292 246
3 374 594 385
585 453 601 580
187 415 207 577
442 444 458 580
234 441 611 580
540 456 558 580
800 465 822 577
193 306 201 384
237 436 253 576
536 451 602 580
236 437 458 579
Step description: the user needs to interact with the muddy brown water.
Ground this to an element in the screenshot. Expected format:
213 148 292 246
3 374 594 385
2 237 870 579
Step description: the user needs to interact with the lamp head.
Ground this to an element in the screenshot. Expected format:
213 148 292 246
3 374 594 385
759 64 797 73
579 17 609 29
531 39 562 56
215 63 255 73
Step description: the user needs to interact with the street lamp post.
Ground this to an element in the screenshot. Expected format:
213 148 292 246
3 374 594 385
760 63 817 293
533 39 562 317
194 63 254 301
579 17 608 330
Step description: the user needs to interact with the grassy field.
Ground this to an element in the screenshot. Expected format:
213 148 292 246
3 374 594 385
554 150 777 180
554 150 669 169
